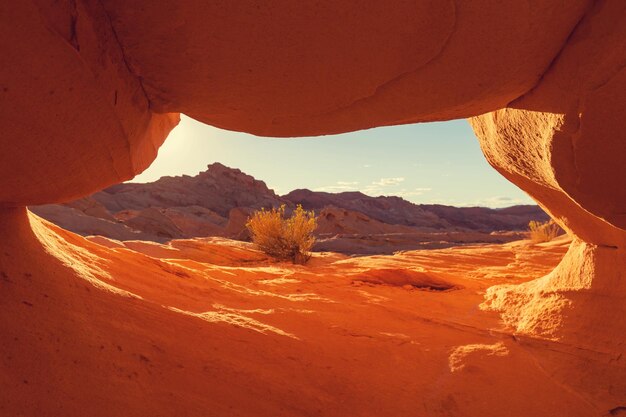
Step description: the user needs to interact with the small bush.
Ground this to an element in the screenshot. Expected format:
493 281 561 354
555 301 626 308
528 220 561 243
246 205 317 264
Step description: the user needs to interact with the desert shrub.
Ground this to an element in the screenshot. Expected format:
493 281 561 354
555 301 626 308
528 220 561 243
246 205 317 264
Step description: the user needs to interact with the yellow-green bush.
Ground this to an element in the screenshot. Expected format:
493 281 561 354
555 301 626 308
246 205 317 264
528 220 562 243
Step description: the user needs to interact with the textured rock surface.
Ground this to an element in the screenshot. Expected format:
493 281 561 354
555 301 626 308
5 210 624 417
469 0 626 345
98 0 590 136
1 1 625 415
0 1 592 206
29 204 155 241
0 1 179 206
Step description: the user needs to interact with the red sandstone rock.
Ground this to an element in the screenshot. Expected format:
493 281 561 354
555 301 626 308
224 207 254 241
3 209 619 416
99 0 590 136
0 1 592 206
471 1 626 246
63 197 116 221
0 1 179 206
1 1 626 415
29 204 154 241
469 1 626 345
316 206 419 235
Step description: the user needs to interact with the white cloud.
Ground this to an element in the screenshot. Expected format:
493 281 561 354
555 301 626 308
360 177 409 196
372 177 405 187
314 181 359 192
397 187 432 198
458 196 532 208
362 187 381 196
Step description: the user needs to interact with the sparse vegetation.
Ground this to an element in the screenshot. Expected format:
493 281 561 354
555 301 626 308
246 205 317 264
528 220 562 243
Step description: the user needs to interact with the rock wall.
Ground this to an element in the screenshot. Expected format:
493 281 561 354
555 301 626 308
1 0 592 207
469 0 626 348
97 0 590 136
1 0 624 365
0 1 179 206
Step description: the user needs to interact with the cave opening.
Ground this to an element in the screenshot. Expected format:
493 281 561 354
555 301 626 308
4 1 625 414
135 115 534 209
30 114 550 257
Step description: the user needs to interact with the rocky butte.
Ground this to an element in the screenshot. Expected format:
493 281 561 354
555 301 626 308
0 2 625 417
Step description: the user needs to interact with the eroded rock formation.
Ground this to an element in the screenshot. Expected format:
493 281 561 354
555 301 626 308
0 1 179 205
1 0 625 415
7 208 616 417
2 0 593 207
97 0 590 136
469 0 626 348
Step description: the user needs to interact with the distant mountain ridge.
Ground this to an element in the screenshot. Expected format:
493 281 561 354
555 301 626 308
30 163 549 254
284 188 545 231
95 163 284 217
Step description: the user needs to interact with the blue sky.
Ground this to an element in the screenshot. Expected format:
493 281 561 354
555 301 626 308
133 115 534 208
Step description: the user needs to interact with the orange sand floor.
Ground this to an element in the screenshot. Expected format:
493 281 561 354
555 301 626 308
0 209 620 417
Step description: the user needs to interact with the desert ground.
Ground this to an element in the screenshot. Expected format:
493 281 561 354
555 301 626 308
3 208 622 417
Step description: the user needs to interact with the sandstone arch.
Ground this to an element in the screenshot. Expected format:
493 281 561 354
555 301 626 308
1 1 625 415
1 0 591 205
470 0 626 347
